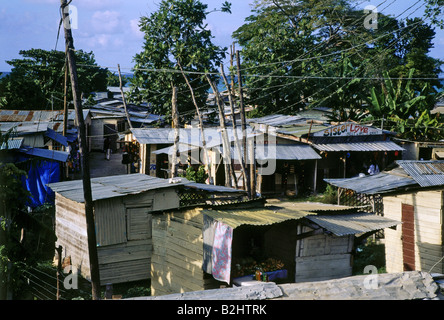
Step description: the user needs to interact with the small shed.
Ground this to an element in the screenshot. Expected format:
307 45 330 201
325 160 444 275
48 174 246 285
150 201 400 296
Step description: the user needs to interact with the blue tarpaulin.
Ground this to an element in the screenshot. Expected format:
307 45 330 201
23 160 61 208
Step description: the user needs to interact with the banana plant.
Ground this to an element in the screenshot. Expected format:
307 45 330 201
367 68 443 140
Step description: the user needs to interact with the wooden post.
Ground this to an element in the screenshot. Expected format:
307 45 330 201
206 75 233 187
63 46 69 180
171 86 179 178
220 64 242 189
177 61 213 184
56 245 63 300
236 50 251 198
60 0 101 300
117 64 133 130
63 45 69 137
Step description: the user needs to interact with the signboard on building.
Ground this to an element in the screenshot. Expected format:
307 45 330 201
313 123 383 137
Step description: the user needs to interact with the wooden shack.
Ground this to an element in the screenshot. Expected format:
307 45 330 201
382 161 444 274
49 174 245 285
150 201 400 296
325 160 444 275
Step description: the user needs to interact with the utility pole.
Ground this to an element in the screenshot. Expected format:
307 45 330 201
63 45 69 180
117 64 133 130
206 74 233 187
60 0 101 300
171 86 179 178
236 50 251 199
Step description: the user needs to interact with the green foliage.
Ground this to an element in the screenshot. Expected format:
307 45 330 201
353 240 386 275
181 165 208 183
0 49 108 110
130 0 229 119
367 68 444 141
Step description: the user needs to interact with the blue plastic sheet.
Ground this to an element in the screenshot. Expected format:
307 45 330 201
23 160 60 208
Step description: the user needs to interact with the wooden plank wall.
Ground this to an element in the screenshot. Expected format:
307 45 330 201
295 226 353 283
151 209 220 296
383 190 443 274
94 193 155 285
55 194 91 281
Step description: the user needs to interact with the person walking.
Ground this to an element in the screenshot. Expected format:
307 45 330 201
104 137 111 161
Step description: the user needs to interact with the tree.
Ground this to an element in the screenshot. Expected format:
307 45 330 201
425 0 444 28
367 69 444 141
0 49 108 110
130 0 229 119
233 0 378 116
0 162 30 299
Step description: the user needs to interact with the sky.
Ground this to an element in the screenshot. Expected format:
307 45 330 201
0 0 443 74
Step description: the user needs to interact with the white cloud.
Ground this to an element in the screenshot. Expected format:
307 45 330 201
129 18 144 39
91 10 122 34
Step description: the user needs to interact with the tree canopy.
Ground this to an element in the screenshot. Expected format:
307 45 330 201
0 49 108 110
129 0 230 120
232 0 443 140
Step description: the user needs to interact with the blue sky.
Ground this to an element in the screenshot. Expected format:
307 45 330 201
0 0 443 74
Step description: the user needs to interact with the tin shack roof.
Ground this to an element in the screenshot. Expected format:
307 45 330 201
305 213 401 236
325 161 444 195
48 174 191 203
201 206 312 229
48 174 245 203
324 170 417 195
396 160 444 188
201 203 400 234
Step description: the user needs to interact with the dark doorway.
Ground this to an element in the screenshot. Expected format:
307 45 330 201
402 203 415 271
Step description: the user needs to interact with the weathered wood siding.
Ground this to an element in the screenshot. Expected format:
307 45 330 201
151 209 219 296
55 187 181 285
383 190 443 274
55 194 91 281
295 226 354 283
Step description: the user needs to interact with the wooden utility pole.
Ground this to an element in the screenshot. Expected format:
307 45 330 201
206 74 234 187
236 50 251 198
60 0 101 300
62 45 69 137
220 64 242 189
117 64 133 130
177 61 213 184
171 86 180 178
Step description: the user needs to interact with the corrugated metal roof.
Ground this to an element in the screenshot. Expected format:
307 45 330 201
249 114 307 127
255 144 321 160
131 128 181 145
48 174 191 203
132 127 255 148
269 201 356 212
397 160 444 187
313 141 404 152
186 182 247 194
48 174 243 203
306 213 401 236
201 207 311 229
324 171 417 194
0 110 65 122
0 138 24 150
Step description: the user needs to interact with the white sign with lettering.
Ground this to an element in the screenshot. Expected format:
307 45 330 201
314 123 383 137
